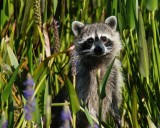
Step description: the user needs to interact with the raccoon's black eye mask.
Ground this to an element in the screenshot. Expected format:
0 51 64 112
100 36 107 42
104 38 113 47
87 38 94 44
81 37 94 50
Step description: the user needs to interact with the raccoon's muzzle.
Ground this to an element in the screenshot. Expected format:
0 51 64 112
94 45 104 55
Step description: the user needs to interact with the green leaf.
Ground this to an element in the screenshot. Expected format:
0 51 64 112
44 83 52 127
84 107 93 126
0 0 9 31
146 0 158 11
126 0 135 29
8 94 14 128
101 121 113 128
118 12 125 34
112 0 118 15
7 45 19 68
146 116 156 128
20 0 33 36
33 97 42 126
151 38 158 81
2 62 22 101
138 10 149 78
66 78 80 128
100 58 115 99
53 0 58 15
131 86 139 128
66 78 80 114
27 37 33 74
36 88 45 115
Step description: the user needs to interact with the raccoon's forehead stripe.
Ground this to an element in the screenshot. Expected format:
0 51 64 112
97 33 111 39
77 33 95 44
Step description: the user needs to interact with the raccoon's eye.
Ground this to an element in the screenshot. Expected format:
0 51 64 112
87 38 94 44
81 38 94 50
100 36 107 42
104 39 113 47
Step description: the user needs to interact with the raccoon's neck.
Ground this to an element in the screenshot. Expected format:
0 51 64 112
78 56 105 70
76 62 107 101
79 54 114 70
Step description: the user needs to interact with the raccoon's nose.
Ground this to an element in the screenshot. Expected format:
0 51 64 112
94 46 103 55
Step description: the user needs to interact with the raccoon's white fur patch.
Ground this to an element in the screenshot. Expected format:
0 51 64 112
81 45 95 55
72 21 84 36
98 33 111 41
77 33 95 44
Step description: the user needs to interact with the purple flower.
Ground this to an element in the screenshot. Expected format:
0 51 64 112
24 101 35 112
24 100 36 121
24 112 32 121
23 73 35 121
23 78 34 86
94 124 99 128
60 105 71 128
2 121 8 128
23 89 34 100
61 109 71 121
89 123 99 128
24 99 35 121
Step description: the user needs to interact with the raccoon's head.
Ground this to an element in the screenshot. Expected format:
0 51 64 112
72 16 121 59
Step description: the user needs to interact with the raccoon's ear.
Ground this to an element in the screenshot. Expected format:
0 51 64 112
105 16 117 30
72 21 84 36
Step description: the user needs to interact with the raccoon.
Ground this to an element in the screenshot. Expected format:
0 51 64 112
72 16 123 128
51 16 123 128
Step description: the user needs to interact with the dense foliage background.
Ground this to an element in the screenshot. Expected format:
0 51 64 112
0 0 160 127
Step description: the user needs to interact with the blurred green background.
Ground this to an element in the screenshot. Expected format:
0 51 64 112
0 0 160 127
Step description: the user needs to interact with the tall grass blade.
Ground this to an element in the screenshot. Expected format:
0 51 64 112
1 61 23 101
84 107 94 126
20 0 33 36
27 37 33 74
66 78 80 114
131 86 139 128
138 9 149 78
53 0 58 15
100 58 115 99
147 116 156 128
8 94 14 128
127 0 135 29
66 78 80 128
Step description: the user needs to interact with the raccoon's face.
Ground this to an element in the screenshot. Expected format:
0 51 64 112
72 16 121 57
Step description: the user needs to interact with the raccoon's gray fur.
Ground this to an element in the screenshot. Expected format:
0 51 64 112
72 16 123 128
51 16 123 128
